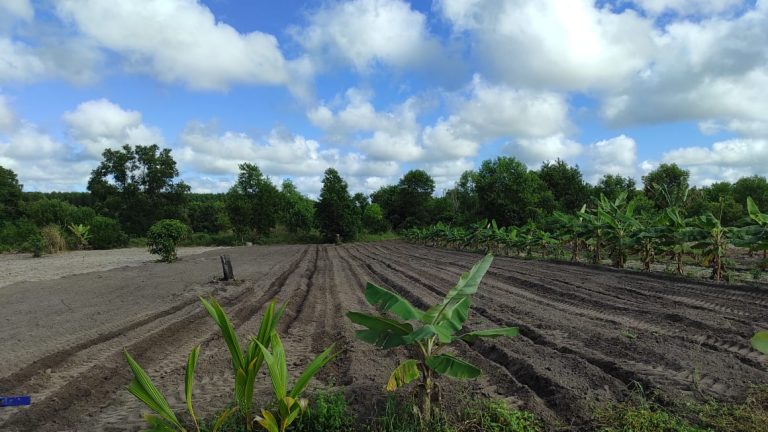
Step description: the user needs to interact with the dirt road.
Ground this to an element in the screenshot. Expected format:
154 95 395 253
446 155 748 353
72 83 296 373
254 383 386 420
1 241 766 431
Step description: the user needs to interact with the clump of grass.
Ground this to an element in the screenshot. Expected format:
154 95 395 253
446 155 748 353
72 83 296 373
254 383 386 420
294 389 355 432
368 396 543 432
594 385 768 432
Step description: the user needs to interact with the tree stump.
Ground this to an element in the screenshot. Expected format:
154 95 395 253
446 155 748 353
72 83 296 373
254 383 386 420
220 254 234 281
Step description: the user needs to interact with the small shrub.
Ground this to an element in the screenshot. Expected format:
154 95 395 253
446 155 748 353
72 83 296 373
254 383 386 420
26 232 44 258
40 224 66 254
147 219 190 262
751 267 763 281
90 216 128 249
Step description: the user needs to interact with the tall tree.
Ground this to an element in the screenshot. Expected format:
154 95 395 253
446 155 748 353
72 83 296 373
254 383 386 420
279 179 315 234
87 144 189 235
316 168 358 242
642 163 690 210
594 174 637 202
395 169 435 228
538 159 591 212
474 157 554 227
734 175 768 213
0 165 22 222
225 163 280 240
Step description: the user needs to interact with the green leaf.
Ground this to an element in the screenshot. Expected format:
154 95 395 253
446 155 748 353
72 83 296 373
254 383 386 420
210 408 236 432
386 360 421 391
747 197 766 224
426 353 482 379
290 343 338 398
257 332 288 400
404 324 453 344
752 330 768 355
443 254 493 304
143 414 179 432
256 409 279 432
363 282 424 321
185 345 200 432
123 350 183 430
347 311 413 348
460 327 519 343
200 296 244 372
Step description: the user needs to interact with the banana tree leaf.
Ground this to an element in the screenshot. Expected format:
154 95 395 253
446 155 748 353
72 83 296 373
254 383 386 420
386 359 420 391
752 330 768 355
422 296 469 330
363 283 424 321
460 327 519 343
347 312 413 348
444 254 493 301
404 324 453 344
747 197 768 224
426 354 481 379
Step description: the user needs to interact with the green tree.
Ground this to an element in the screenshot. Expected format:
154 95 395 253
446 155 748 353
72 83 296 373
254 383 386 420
593 174 636 202
538 159 591 212
362 203 388 234
279 179 315 233
474 157 554 227
642 163 690 210
371 185 398 228
88 144 189 235
734 175 768 214
316 168 358 242
225 163 280 241
0 165 22 222
187 201 230 234
147 219 190 263
394 169 435 228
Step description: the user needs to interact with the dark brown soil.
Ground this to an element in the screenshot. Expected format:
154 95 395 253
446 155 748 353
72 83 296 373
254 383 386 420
1 241 766 431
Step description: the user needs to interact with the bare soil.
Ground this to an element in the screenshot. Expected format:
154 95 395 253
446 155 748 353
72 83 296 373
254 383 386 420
1 241 766 431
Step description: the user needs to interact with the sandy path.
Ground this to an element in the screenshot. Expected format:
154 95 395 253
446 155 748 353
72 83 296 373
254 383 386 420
0 247 222 289
1 241 766 431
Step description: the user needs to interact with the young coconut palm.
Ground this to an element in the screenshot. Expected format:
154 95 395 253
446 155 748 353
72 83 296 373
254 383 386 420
346 254 517 423
124 346 234 432
200 297 285 431
254 332 339 432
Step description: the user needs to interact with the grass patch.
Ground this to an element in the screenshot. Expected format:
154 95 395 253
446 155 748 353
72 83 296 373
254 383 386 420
594 385 768 432
356 231 400 243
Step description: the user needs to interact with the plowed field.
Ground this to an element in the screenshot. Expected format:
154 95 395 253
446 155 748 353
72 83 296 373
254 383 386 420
1 241 767 431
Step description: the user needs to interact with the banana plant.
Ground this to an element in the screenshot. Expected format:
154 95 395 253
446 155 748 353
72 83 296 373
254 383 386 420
201 297 285 431
68 223 91 249
346 254 518 423
597 193 640 268
582 202 609 264
689 212 737 281
658 206 695 274
738 197 768 269
124 346 234 432
254 332 339 432
554 205 586 262
630 213 663 272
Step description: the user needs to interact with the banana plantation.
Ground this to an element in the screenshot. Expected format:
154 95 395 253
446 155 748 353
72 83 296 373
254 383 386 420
404 194 768 282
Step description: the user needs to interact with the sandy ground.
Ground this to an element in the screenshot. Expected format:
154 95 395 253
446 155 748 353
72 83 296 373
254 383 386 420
0 241 766 431
0 247 222 289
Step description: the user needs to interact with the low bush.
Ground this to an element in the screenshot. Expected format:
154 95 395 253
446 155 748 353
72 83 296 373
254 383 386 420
25 232 44 257
90 216 128 250
294 389 355 432
147 219 190 262
0 219 38 250
40 224 66 254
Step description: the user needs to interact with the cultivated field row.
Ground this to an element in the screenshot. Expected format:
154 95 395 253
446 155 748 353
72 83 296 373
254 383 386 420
1 241 766 431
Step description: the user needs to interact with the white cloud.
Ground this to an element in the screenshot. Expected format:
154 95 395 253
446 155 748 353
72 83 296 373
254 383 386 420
292 0 442 72
0 36 101 85
55 0 288 90
602 3 768 134
0 95 16 132
633 0 746 15
438 0 657 91
505 134 583 167
63 98 164 158
658 138 768 184
586 135 638 182
177 123 400 195
0 0 34 21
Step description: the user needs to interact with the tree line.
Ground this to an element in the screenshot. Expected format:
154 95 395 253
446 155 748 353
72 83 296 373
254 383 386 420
2 143 768 254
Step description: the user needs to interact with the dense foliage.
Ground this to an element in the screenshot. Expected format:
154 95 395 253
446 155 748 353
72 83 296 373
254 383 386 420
146 219 190 262
316 168 359 242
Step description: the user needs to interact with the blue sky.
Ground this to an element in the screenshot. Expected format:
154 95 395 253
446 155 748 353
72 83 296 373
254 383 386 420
0 0 766 196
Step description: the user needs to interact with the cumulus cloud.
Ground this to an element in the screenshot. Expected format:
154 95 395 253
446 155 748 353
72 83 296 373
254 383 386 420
292 0 443 72
55 0 289 90
176 123 400 195
438 0 656 91
0 0 34 21
633 0 747 15
0 95 16 132
63 98 165 158
602 3 768 135
0 36 101 85
586 135 638 182
505 134 583 167
655 138 768 184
